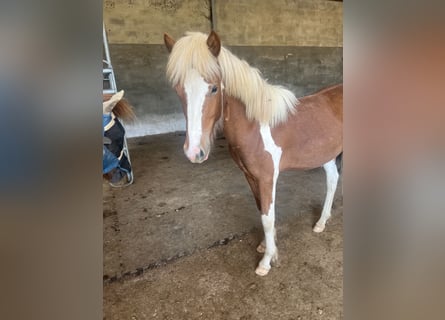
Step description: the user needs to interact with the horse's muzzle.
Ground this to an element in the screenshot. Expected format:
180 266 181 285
184 145 208 163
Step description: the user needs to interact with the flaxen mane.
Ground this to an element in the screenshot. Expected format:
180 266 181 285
166 32 298 127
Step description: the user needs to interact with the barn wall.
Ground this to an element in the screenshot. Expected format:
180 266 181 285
103 0 343 137
214 0 342 47
104 0 211 44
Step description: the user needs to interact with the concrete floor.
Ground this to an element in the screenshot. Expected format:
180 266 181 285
103 132 343 319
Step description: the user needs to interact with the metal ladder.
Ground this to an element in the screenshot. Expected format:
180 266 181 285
103 24 134 186
103 24 118 94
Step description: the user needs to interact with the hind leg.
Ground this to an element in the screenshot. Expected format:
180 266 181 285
313 159 339 233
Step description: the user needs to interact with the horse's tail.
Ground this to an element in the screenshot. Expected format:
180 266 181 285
103 94 137 123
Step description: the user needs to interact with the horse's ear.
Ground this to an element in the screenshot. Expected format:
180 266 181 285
164 33 176 53
207 30 221 57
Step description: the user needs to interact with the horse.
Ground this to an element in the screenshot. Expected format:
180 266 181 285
163 31 342 276
103 90 136 187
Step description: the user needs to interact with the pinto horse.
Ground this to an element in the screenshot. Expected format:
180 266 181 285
103 90 136 187
164 31 342 276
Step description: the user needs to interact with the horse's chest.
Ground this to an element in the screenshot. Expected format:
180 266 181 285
226 135 275 177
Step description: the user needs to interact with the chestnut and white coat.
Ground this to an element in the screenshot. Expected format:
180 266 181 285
164 31 342 276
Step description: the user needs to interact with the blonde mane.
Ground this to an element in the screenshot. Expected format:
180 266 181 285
166 32 298 127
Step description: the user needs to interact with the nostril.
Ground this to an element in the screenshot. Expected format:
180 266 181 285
199 149 205 159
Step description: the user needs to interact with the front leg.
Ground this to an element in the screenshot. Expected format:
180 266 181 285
237 160 279 276
255 177 279 276
242 172 270 254
256 230 276 254
254 124 282 276
228 125 282 276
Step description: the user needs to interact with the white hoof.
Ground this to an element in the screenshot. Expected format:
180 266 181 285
256 242 266 253
255 265 270 276
313 223 325 233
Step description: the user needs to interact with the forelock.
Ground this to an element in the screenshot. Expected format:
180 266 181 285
166 32 221 86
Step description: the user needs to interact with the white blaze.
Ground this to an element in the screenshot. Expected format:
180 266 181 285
183 69 209 159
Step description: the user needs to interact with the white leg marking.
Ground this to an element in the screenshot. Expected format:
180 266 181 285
256 229 276 253
313 159 339 233
184 69 209 160
256 124 281 276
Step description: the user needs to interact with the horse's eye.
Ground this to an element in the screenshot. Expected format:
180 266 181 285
210 85 218 94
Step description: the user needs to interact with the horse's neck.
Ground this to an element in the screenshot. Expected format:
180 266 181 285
222 95 260 146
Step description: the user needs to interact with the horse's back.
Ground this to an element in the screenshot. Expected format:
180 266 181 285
304 84 342 121
276 84 343 170
319 84 342 120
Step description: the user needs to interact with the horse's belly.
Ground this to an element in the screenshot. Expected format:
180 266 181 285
280 137 342 170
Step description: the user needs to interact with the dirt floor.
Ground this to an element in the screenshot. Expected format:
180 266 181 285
103 132 343 320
